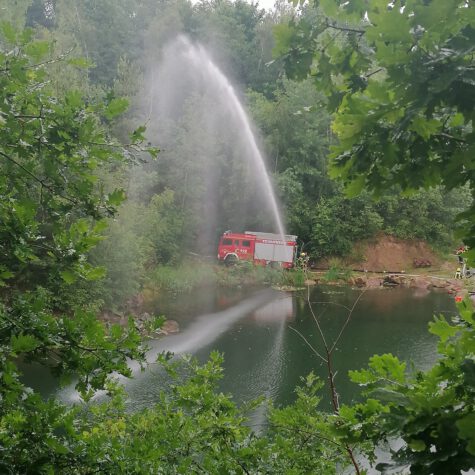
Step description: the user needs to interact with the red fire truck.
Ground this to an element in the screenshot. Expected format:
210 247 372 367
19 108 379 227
217 231 298 268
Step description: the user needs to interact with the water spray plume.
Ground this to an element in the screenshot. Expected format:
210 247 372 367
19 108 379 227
157 35 286 240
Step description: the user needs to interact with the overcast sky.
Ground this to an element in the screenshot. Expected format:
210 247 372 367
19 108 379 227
191 0 278 12
252 0 277 10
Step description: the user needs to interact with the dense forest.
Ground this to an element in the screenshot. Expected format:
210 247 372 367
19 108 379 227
5 0 471 308
1 0 474 473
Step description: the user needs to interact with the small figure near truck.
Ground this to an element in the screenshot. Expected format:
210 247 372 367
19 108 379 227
217 231 298 268
455 245 473 278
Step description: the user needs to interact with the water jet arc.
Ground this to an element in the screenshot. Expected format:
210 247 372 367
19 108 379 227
173 35 286 238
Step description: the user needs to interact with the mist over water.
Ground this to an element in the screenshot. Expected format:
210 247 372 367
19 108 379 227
118 289 291 415
56 289 284 406
147 289 279 358
146 35 285 249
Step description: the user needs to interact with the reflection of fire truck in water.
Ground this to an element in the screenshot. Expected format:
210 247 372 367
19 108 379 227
217 231 298 268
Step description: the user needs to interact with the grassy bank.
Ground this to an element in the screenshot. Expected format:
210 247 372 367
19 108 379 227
144 261 307 294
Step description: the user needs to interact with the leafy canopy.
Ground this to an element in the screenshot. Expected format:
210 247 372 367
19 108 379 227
0 23 158 472
275 1 475 473
276 0 475 254
338 301 475 474
0 20 349 474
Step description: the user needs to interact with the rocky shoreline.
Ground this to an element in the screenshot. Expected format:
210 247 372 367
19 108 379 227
305 271 470 297
100 270 472 335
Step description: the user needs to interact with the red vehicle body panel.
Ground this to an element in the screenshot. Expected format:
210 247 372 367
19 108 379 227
217 231 297 268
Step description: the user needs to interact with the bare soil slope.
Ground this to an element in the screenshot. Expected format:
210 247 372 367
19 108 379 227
340 234 442 272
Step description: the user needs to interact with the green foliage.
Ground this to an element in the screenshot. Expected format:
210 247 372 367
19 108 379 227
192 0 281 94
0 26 152 299
1 0 32 28
276 0 475 257
307 185 470 259
53 0 146 85
374 186 471 247
1 353 349 474
91 188 184 308
1 4 474 474
275 3 475 473
281 268 306 288
145 261 308 294
309 192 383 258
0 292 151 472
148 263 218 294
71 353 258 474
249 78 334 244
322 259 353 283
250 74 465 259
0 25 155 472
143 89 277 256
340 301 475 474
264 373 346 474
28 0 465 270
145 260 303 292
99 357 350 474
216 261 300 288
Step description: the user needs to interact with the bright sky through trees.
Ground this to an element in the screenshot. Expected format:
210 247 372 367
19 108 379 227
252 0 276 9
191 0 277 11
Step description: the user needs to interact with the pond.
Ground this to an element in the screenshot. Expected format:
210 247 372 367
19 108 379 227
24 285 456 413
110 285 456 412
19 284 464 474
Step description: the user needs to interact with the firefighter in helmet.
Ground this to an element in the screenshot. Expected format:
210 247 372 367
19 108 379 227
297 252 309 271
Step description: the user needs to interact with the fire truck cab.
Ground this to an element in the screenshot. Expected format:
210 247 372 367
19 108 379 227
217 231 297 268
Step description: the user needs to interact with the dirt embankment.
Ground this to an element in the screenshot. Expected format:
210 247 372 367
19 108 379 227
311 234 471 295
337 234 443 273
